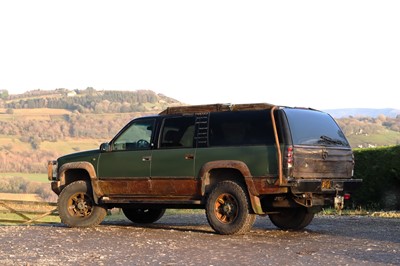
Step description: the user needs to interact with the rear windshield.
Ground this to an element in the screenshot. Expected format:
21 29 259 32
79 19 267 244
284 109 349 147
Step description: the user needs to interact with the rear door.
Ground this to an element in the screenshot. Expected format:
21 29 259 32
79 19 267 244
150 115 198 197
292 146 354 178
283 109 354 179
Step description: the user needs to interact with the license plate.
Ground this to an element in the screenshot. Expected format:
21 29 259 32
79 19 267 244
322 180 331 190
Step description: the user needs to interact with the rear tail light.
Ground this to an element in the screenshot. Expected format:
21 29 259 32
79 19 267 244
344 193 351 200
286 146 293 168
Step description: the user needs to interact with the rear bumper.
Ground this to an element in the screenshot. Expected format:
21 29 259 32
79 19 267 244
289 179 362 194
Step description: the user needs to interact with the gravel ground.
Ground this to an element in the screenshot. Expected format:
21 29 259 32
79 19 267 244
0 213 399 266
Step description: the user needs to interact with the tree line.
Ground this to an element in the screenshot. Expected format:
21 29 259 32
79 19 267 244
1 88 179 113
337 114 400 135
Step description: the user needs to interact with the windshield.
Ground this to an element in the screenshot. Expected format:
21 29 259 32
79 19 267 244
284 109 350 147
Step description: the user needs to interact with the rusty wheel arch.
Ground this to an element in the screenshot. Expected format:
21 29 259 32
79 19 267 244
198 160 264 215
58 162 103 203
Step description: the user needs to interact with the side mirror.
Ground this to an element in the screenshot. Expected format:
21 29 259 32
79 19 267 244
100 142 111 152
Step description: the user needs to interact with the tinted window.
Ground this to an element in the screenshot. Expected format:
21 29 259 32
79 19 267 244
160 116 195 148
209 110 274 146
113 119 155 150
284 109 349 147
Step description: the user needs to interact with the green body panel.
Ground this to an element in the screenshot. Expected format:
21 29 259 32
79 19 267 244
57 145 278 180
97 150 151 178
151 148 196 178
194 145 278 177
58 149 100 171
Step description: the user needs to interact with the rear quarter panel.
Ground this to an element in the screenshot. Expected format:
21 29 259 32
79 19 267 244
195 145 278 178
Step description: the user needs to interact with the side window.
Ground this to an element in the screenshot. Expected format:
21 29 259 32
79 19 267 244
160 116 195 148
209 110 274 146
112 119 155 151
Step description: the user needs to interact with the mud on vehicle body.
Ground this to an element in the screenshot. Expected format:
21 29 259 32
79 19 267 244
48 103 362 235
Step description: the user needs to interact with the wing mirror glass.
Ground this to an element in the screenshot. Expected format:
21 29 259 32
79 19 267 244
100 142 111 152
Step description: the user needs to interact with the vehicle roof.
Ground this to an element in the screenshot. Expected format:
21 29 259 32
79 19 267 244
159 103 276 115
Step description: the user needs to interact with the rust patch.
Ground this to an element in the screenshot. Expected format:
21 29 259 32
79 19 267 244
160 103 275 115
97 178 200 197
150 178 200 197
252 179 288 195
58 162 97 184
292 146 354 179
57 162 104 201
47 161 55 181
97 179 151 195
198 160 258 196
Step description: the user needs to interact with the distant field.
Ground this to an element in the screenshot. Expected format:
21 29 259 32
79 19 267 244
0 135 31 151
41 138 104 154
0 192 43 201
0 172 48 183
0 135 105 154
0 108 71 121
0 137 103 183
0 108 71 115
347 130 400 147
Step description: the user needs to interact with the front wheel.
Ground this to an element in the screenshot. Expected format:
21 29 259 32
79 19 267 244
122 208 166 224
268 208 314 230
206 180 256 235
58 180 107 227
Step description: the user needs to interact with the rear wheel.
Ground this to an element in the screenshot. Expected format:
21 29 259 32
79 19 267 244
122 208 166 224
268 208 314 230
58 180 107 227
206 180 256 235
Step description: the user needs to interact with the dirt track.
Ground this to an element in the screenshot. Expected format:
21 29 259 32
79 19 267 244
0 213 399 266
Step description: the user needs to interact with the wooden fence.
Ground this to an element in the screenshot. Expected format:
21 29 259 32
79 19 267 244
0 199 59 224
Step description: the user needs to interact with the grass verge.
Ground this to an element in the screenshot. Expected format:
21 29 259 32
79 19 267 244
320 208 400 218
0 172 48 183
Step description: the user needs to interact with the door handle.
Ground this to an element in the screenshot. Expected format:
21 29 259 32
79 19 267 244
185 154 195 160
142 156 152 162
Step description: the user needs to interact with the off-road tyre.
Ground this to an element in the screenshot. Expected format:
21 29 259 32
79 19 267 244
206 180 256 235
58 180 107 227
122 208 166 224
269 208 314 230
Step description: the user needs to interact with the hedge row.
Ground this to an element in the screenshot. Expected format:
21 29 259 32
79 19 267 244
352 145 400 210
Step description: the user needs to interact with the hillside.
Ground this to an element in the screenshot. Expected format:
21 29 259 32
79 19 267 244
336 115 400 148
1 88 182 113
0 88 184 174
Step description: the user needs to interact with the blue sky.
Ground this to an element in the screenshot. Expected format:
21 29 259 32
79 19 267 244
0 1 399 110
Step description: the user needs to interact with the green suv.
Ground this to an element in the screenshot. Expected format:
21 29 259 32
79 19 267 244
48 103 361 234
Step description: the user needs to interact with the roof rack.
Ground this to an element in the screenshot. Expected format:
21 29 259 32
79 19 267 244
159 103 276 115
